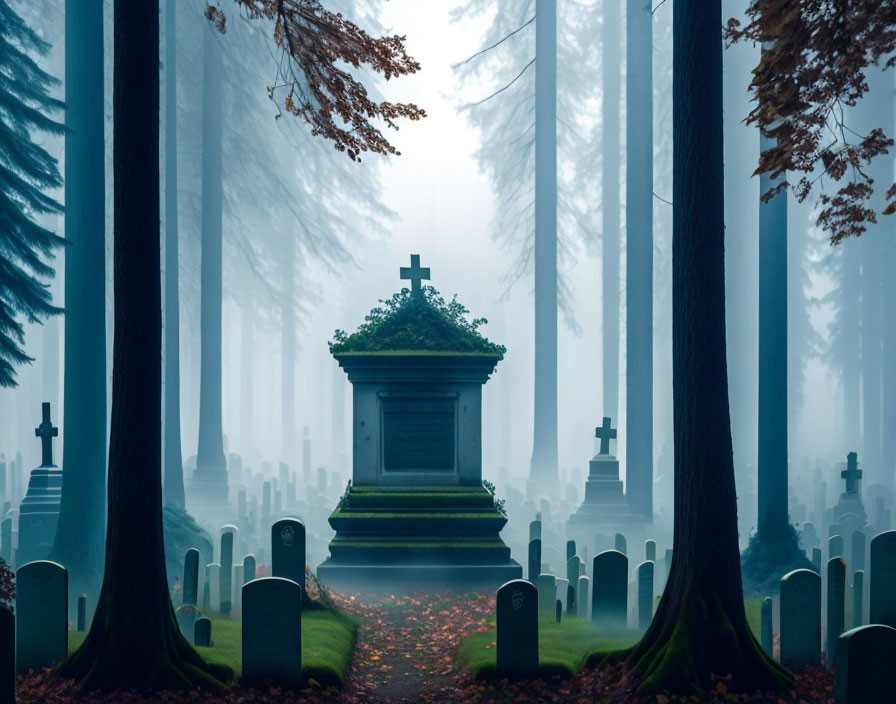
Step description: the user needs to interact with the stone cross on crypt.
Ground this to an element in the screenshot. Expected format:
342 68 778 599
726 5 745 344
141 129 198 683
595 417 617 455
34 401 58 467
400 254 430 293
841 451 862 494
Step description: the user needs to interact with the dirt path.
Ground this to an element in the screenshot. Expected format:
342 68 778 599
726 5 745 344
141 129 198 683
336 592 493 703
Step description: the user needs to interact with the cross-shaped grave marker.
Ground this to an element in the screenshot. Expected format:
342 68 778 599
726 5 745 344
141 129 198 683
34 401 58 467
841 451 862 494
595 417 617 456
400 254 430 294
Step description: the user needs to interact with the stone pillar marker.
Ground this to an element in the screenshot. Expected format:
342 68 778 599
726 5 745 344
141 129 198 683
852 570 864 628
77 593 87 631
271 518 305 588
243 553 257 583
220 527 237 617
591 550 627 633
869 530 896 627
779 568 821 668
194 617 211 647
528 538 542 582
536 574 556 612
496 579 538 679
827 558 846 667
15 560 67 674
183 548 199 605
637 561 654 631
576 575 590 619
242 577 302 689
834 624 896 704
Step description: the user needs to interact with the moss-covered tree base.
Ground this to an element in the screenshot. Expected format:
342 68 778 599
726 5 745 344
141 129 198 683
740 524 814 597
624 590 792 696
55 601 231 691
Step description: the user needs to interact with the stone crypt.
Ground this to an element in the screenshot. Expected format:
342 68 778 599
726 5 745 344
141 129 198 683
316 255 522 591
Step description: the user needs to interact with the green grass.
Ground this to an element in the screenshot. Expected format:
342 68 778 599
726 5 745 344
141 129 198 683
458 612 638 680
745 596 763 640
67 608 357 688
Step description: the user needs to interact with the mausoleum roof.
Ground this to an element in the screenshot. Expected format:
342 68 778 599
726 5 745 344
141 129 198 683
329 286 505 358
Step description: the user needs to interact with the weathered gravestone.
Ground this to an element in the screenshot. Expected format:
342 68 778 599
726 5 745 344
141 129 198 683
829 535 844 560
0 604 11 704
827 558 846 667
637 561 654 631
529 517 542 542
834 624 896 704
536 574 556 612
496 579 538 679
220 526 237 617
207 563 221 611
194 616 211 647
77 593 86 631
243 554 257 583
576 576 590 619
272 518 305 588
779 568 821 668
852 571 863 628
614 533 626 555
242 577 302 689
592 550 627 632
528 539 541 581
183 548 199 605
869 530 896 627
565 540 576 561
15 560 67 674
17 404 63 566
565 556 581 600
761 597 773 656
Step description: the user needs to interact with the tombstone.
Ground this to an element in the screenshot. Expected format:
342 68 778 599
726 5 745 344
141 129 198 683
565 556 581 597
801 521 819 551
576 576 590 619
870 530 896 626
591 550 627 632
645 540 656 563
77 593 87 631
555 599 562 623
834 624 896 704
182 548 200 605
271 518 305 589
315 258 521 591
760 597 773 656
243 554 257 583
219 527 237 617
536 574 556 612
529 518 542 542
853 571 864 628
0 604 11 704
637 561 654 631
194 616 212 647
15 560 67 674
614 533 627 555
496 579 537 679
17 404 63 566
829 535 844 560
565 540 576 561
528 539 542 582
242 577 302 689
779 568 821 668
812 547 822 572
207 563 221 612
851 531 866 571
827 558 846 667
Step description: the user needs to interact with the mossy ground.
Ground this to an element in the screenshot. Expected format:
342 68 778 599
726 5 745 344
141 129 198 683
458 611 638 680
67 608 357 688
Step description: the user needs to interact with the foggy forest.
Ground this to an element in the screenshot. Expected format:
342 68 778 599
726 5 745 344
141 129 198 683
1 0 896 702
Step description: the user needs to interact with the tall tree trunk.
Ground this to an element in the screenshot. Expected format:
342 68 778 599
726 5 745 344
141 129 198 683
757 122 788 539
281 234 297 463
841 244 861 451
624 1 789 694
856 67 889 485
602 0 621 422
625 0 653 520
163 0 185 509
49 0 107 605
55 1 226 689
529 0 559 490
722 0 759 497
240 284 254 450
41 266 60 411
884 96 896 483
193 21 227 505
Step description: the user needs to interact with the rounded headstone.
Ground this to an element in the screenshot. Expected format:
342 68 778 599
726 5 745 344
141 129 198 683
834 624 896 704
242 577 302 689
496 579 537 679
271 518 306 588
779 568 821 668
15 560 67 674
870 530 896 627
194 616 212 647
591 550 628 632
